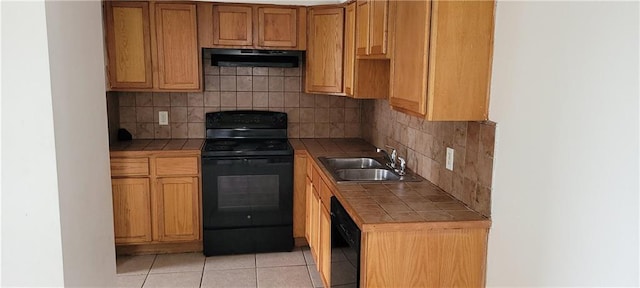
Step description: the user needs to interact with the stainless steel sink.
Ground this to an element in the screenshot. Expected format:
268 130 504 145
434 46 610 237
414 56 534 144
318 157 384 169
335 168 401 181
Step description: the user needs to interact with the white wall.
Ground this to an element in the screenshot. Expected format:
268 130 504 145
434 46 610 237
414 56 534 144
488 2 639 287
1 0 115 286
1 1 66 285
45 1 116 286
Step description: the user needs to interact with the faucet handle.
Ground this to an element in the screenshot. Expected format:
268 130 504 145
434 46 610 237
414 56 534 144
397 157 406 175
385 145 397 162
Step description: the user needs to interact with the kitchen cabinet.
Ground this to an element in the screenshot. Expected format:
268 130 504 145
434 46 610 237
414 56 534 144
343 2 356 96
305 6 344 94
104 1 200 92
356 0 389 58
293 152 308 244
110 151 202 254
388 0 495 120
201 4 306 50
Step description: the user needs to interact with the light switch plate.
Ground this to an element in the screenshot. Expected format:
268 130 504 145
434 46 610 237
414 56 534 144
445 147 454 171
159 111 169 125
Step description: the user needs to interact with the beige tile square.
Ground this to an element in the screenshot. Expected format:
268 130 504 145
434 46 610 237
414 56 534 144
136 107 153 122
453 122 468 147
187 92 204 107
253 67 269 76
477 154 493 188
204 91 220 107
205 75 220 91
150 253 205 274
237 76 253 92
329 108 345 123
221 92 237 107
345 123 361 138
153 93 171 106
135 92 153 107
284 67 301 76
253 92 269 108
204 64 219 76
170 92 187 106
330 260 357 286
344 97 360 108
256 249 305 268
237 92 253 108
329 96 345 108
188 123 205 138
299 108 314 123
300 123 314 138
204 254 255 271
284 77 300 92
136 123 154 139
330 123 345 138
253 76 268 91
205 106 220 113
237 67 253 76
116 275 147 288
220 66 237 75
143 271 202 288
284 92 300 107
268 76 284 91
171 122 188 138
314 123 330 138
288 123 300 138
466 121 481 153
170 107 187 123
119 92 136 107
300 93 315 108
315 95 330 107
221 76 237 91
474 185 491 217
187 107 204 122
268 67 284 76
314 108 329 123
480 122 496 157
154 124 171 139
285 107 300 123
268 92 284 108
202 268 256 288
345 108 360 123
257 266 312 288
120 107 136 123
116 254 156 275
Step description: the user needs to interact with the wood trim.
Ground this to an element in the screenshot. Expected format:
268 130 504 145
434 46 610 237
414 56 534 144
116 240 202 256
297 7 307 50
343 2 356 96
197 2 214 48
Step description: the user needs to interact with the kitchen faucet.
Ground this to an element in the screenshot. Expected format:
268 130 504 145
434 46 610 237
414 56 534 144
376 146 407 175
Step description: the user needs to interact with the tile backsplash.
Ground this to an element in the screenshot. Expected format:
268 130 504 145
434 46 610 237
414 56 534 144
113 64 362 139
362 99 495 217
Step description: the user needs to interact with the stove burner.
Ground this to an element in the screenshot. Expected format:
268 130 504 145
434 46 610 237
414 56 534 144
215 140 237 146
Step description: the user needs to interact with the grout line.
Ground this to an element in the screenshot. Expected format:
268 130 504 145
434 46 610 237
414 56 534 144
254 253 258 288
198 255 206 288
140 254 157 288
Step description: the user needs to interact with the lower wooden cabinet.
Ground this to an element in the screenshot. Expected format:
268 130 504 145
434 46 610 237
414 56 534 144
112 178 152 244
110 152 201 251
319 204 332 287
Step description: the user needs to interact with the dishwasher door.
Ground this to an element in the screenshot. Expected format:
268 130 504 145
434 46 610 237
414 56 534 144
330 196 360 288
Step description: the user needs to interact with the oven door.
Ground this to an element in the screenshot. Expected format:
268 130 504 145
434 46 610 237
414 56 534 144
202 155 293 229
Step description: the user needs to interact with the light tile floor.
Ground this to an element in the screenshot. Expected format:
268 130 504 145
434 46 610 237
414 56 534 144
116 247 325 288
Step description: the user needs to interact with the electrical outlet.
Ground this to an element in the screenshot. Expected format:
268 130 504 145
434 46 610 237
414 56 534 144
446 147 454 171
159 111 169 125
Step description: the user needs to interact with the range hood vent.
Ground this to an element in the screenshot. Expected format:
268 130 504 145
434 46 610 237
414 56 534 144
207 49 303 68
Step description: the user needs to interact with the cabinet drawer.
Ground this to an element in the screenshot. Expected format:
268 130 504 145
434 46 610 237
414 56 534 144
319 179 332 210
156 157 198 176
111 158 150 177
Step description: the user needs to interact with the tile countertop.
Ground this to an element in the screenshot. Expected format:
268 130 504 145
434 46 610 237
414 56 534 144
109 139 204 156
294 138 491 232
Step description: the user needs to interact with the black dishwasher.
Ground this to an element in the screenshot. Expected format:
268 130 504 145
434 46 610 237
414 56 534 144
330 196 360 288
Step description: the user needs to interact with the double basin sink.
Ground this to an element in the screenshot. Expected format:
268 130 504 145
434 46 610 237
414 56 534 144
318 157 421 183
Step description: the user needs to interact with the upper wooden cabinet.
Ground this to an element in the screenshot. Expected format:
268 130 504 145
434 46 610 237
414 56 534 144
105 2 153 89
200 4 306 50
305 6 344 94
104 2 200 92
213 5 253 46
155 3 199 90
356 0 389 58
389 0 495 121
343 3 356 96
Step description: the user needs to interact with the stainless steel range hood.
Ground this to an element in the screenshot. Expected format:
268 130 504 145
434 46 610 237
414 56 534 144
206 48 303 68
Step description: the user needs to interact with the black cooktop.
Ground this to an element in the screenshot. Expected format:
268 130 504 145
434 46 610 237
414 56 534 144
202 138 293 157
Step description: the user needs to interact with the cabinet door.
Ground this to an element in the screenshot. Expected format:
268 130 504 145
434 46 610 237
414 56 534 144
369 0 388 56
389 0 430 116
258 7 297 48
355 0 369 56
213 5 253 46
112 178 152 244
319 204 332 287
105 2 153 89
344 3 356 96
305 7 344 94
155 3 200 90
294 153 308 239
310 186 321 263
155 177 200 242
